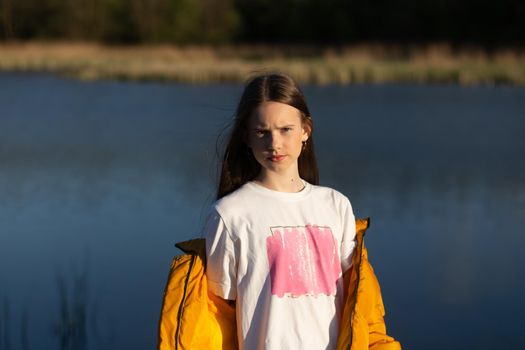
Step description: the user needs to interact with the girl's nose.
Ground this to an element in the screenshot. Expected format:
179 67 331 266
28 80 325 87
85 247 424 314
267 131 282 150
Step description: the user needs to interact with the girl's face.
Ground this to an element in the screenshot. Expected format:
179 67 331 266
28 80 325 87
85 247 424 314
248 101 309 177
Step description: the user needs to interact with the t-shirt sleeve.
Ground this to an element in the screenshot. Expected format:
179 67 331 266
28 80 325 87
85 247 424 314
203 206 237 300
340 196 356 273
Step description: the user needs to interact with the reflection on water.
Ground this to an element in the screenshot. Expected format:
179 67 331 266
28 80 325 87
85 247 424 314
1 298 12 350
1 72 524 349
54 270 87 350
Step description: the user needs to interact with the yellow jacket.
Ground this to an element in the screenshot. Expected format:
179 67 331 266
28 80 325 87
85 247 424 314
158 218 401 350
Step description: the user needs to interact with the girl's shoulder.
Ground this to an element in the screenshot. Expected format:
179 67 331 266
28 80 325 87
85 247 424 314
209 182 256 217
309 185 355 221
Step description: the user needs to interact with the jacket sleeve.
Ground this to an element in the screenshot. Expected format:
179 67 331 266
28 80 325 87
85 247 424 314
157 239 238 350
338 219 401 350
361 247 401 350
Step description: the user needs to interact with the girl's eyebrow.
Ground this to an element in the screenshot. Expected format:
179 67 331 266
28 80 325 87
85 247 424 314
252 124 296 129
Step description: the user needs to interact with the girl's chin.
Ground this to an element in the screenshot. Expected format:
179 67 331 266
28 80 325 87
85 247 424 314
259 160 298 173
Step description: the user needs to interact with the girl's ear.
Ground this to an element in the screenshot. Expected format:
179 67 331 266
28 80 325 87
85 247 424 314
301 123 311 142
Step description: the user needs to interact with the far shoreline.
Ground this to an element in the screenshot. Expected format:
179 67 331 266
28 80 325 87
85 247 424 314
1 41 524 86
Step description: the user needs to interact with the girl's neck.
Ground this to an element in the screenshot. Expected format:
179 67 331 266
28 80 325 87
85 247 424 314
252 172 305 193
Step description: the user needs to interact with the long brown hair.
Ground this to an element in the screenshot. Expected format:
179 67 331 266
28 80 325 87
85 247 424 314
216 72 319 199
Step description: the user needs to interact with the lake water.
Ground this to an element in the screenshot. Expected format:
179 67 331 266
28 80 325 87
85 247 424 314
1 72 524 349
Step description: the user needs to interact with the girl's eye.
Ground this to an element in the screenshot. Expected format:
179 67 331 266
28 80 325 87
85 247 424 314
255 130 266 137
283 127 292 132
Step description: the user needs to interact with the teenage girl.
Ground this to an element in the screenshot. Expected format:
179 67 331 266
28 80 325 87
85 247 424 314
203 72 356 350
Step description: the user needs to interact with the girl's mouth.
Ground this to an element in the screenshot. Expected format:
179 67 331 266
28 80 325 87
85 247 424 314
269 155 286 162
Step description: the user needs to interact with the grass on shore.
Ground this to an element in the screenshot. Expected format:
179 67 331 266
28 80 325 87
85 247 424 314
1 41 524 85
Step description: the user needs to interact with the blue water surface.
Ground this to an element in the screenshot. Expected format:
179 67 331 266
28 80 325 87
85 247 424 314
1 72 524 349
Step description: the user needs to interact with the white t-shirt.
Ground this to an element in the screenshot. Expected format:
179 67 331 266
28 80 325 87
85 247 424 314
203 179 356 350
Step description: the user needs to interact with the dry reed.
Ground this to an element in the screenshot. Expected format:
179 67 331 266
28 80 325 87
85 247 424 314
1 41 524 85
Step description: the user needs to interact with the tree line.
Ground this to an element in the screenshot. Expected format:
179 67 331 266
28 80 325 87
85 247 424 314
1 0 523 47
